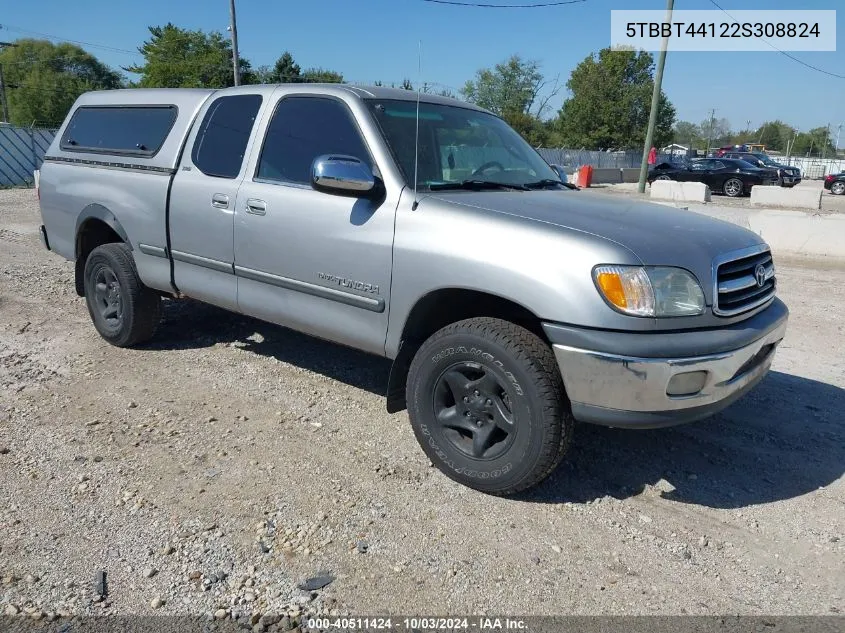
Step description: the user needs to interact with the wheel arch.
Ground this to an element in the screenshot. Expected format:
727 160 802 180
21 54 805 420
386 288 547 414
74 205 131 296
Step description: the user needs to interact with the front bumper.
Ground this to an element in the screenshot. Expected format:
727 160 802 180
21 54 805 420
545 301 788 429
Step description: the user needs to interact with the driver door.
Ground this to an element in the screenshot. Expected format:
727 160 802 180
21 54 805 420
233 93 398 356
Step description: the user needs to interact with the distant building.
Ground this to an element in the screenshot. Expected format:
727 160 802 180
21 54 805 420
662 143 690 156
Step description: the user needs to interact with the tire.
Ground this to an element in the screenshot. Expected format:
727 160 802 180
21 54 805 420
406 317 573 496
723 177 744 197
654 174 671 181
831 181 845 196
83 243 161 347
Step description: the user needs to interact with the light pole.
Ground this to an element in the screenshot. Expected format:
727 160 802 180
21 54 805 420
228 0 241 86
638 0 674 193
836 124 843 153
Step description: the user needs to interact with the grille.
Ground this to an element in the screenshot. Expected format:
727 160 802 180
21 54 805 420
714 247 776 316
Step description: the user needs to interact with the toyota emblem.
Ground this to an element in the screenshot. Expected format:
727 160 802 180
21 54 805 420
754 263 767 287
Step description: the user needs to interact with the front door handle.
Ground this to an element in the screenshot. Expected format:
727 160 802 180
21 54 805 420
246 199 267 216
211 193 229 209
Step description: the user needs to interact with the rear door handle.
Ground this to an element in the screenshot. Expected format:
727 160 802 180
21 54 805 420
246 199 267 216
211 193 229 209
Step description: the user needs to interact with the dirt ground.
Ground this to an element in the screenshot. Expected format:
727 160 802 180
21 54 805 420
0 188 843 622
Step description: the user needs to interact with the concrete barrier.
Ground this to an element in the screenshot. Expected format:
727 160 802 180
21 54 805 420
751 185 821 210
591 168 623 184
650 180 712 203
647 201 845 260
621 168 641 184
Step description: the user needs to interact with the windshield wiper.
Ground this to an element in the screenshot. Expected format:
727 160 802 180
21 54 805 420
524 179 564 189
429 179 529 192
525 178 579 191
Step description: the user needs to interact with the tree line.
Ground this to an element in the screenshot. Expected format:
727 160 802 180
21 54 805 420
672 117 836 157
0 22 836 157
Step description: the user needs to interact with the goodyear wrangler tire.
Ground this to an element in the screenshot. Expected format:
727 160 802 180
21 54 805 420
406 317 573 496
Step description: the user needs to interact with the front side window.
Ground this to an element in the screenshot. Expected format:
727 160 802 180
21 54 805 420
256 97 372 185
61 106 177 156
365 99 559 191
192 94 263 179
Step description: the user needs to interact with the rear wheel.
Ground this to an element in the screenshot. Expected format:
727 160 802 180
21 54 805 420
831 181 845 195
724 178 744 197
654 174 672 181
406 317 573 496
83 243 161 347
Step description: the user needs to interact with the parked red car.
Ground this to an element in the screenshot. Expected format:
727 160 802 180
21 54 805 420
824 172 845 195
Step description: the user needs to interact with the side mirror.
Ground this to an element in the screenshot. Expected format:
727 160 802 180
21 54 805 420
311 155 376 196
550 164 568 183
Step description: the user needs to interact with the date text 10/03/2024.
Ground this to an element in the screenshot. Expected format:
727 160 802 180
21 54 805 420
305 617 529 630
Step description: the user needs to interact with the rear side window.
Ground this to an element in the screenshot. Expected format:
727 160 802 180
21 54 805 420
256 96 372 185
192 94 263 179
61 106 177 156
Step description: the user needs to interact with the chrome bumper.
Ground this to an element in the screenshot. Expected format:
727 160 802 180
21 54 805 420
552 317 788 428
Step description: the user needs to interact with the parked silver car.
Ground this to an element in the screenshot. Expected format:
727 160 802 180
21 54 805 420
37 85 788 495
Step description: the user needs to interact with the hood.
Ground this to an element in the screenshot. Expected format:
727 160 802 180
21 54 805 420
427 189 764 291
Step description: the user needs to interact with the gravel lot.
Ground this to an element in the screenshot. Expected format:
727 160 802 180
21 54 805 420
1 188 843 624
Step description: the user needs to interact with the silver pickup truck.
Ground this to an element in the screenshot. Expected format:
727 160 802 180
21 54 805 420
37 85 788 495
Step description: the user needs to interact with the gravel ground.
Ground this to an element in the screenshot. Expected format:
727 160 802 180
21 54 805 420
1 188 843 623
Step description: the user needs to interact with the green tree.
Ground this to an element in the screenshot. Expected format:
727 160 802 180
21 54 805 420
673 120 703 148
755 120 794 152
300 68 343 83
126 23 253 88
0 39 123 126
554 48 676 150
461 55 558 118
271 51 301 83
792 126 835 156
701 116 732 148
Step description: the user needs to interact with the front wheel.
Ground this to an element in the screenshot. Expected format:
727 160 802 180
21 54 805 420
654 174 672 181
83 243 161 347
406 317 573 496
723 177 744 197
831 181 845 195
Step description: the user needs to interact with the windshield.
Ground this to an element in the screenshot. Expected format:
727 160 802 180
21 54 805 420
750 153 777 165
365 99 559 191
733 159 762 169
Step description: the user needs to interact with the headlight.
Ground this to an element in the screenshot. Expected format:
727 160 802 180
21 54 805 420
593 265 705 317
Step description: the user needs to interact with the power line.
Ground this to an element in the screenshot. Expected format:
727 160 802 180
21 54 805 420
420 0 585 7
707 0 845 80
0 24 138 56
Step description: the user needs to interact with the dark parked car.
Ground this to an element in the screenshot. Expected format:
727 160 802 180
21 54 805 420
722 152 802 187
648 158 780 197
824 172 845 195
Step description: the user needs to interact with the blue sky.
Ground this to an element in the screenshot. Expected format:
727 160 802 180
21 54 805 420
2 0 843 135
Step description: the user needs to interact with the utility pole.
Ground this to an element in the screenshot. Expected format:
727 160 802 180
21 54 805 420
836 124 843 155
228 0 241 86
638 0 674 193
0 63 8 124
0 41 17 124
822 123 831 160
705 109 716 156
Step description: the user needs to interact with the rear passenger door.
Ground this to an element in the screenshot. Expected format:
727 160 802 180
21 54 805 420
169 92 265 311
